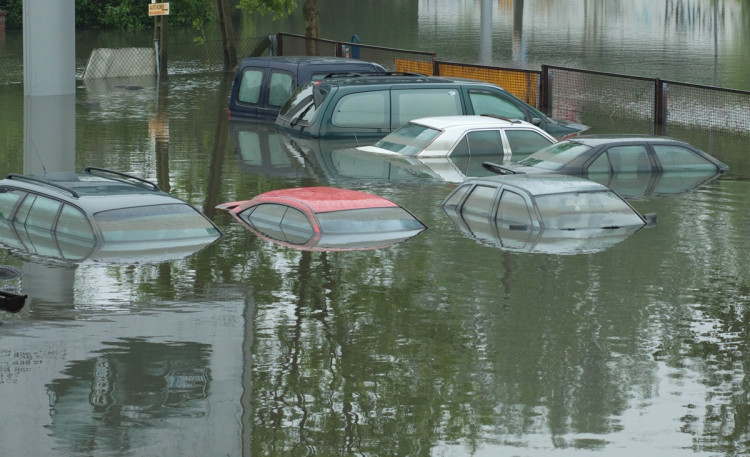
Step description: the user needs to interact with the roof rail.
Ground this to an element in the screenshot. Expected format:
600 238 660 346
323 71 427 80
5 174 80 198
85 167 161 191
480 114 523 123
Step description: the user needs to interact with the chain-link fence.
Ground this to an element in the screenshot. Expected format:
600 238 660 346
4 29 750 141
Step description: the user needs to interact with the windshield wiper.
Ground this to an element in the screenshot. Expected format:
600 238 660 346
291 103 314 127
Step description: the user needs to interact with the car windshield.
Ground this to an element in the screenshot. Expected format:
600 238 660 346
518 141 591 170
94 203 220 242
279 83 327 124
317 207 426 233
534 191 644 229
372 124 441 156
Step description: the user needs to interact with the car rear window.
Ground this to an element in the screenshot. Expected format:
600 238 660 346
652 144 717 171
535 191 643 229
94 204 219 242
238 68 263 104
317 207 424 233
372 123 441 156
279 83 327 124
519 141 591 170
267 70 294 107
505 129 555 155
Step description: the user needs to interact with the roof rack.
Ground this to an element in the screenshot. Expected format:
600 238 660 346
323 71 427 80
5 174 80 198
85 167 161 191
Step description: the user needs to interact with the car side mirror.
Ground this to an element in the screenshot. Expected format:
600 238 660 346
643 212 657 227
531 117 542 126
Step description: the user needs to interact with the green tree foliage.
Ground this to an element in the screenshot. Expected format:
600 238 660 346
0 0 214 30
236 0 297 20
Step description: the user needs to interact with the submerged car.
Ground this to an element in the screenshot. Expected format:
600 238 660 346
0 168 222 263
275 74 588 139
482 134 729 176
228 56 387 120
442 174 654 254
357 115 556 160
216 187 426 251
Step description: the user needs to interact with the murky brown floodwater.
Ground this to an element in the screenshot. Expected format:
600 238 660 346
2 1 750 456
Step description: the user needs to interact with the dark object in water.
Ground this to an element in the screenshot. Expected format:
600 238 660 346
0 290 26 313
0 265 22 281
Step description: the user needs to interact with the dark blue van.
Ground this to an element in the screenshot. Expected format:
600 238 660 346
227 56 387 120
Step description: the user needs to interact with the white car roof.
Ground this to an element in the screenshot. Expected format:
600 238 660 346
407 115 537 130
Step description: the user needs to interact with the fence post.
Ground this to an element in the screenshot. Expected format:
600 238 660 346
654 79 667 130
539 65 550 113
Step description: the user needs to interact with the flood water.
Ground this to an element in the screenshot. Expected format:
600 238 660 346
2 1 750 456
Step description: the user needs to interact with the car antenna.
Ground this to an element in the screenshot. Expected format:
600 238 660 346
29 137 47 175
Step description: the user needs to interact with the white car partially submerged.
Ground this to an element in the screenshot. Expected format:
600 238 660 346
357 115 556 161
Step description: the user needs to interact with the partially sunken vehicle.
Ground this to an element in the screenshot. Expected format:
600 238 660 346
0 168 222 263
357 115 556 160
228 56 387 120
275 74 589 139
442 174 655 254
217 186 426 251
482 134 729 176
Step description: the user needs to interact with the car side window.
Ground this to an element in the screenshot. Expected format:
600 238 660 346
24 194 62 230
462 185 497 215
652 145 717 171
0 189 24 220
443 184 472 208
604 145 651 172
468 91 526 120
267 70 294 108
238 68 264 104
466 130 503 156
496 190 532 226
332 90 389 129
56 205 95 241
588 153 611 173
242 203 287 227
280 207 314 244
391 89 463 128
505 129 553 155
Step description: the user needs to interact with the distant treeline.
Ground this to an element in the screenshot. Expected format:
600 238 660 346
0 0 215 30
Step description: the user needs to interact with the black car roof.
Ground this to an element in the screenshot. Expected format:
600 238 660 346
238 55 382 68
565 134 686 146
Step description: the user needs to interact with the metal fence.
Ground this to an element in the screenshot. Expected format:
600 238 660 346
4 30 750 140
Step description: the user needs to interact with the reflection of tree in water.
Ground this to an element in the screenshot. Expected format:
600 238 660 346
249 225 650 455
682 279 750 454
45 338 211 454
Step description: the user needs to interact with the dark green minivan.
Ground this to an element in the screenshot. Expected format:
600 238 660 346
275 75 588 139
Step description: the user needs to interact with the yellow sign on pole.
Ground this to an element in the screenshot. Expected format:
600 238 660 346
148 2 170 16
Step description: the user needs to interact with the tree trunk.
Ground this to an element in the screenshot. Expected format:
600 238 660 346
303 0 319 56
216 0 237 70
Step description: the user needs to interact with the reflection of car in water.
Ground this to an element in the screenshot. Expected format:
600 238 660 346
0 168 222 264
217 186 427 251
229 120 440 185
442 174 654 254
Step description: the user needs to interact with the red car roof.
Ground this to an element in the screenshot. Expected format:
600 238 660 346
252 187 399 213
